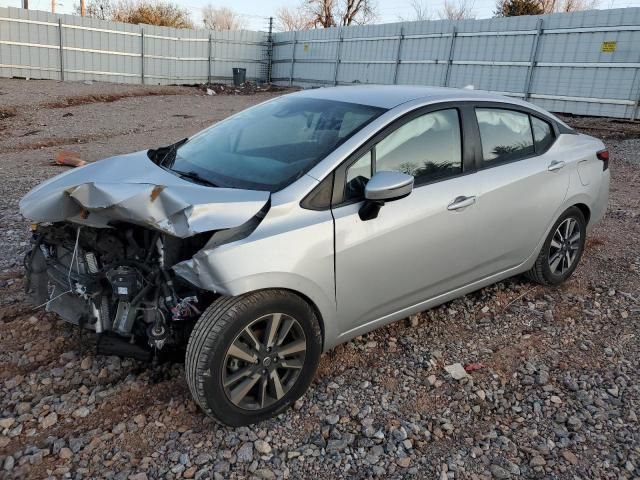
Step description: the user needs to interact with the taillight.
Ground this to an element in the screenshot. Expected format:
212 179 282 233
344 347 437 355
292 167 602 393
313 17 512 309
596 149 609 171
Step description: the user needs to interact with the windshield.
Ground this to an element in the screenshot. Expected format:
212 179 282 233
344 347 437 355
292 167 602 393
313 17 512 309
168 96 385 192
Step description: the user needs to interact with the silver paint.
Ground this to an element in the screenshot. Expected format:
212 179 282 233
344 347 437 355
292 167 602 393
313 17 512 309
20 87 610 353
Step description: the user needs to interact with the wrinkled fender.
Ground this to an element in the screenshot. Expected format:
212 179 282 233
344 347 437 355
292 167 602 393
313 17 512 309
172 194 338 351
174 262 338 351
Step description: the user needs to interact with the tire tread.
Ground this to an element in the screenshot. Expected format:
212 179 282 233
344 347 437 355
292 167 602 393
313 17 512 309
525 206 586 286
184 290 320 425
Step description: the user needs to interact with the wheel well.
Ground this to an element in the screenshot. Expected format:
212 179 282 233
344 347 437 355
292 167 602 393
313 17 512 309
202 288 327 350
282 288 326 350
573 203 591 224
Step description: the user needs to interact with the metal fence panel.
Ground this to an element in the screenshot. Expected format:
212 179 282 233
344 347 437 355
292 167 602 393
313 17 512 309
2 6 640 118
0 7 60 80
272 8 640 119
0 6 267 86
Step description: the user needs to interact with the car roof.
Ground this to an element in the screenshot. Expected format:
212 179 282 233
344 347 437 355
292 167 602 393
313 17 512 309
291 85 519 108
291 85 569 127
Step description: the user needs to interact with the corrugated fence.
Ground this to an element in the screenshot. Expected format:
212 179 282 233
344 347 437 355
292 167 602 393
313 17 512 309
0 6 267 85
1 6 640 119
272 8 640 119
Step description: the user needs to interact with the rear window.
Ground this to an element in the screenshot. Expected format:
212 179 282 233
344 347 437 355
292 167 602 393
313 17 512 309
476 108 535 163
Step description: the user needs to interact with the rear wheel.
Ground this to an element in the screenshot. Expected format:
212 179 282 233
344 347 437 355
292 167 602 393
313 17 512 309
185 290 322 426
526 206 586 286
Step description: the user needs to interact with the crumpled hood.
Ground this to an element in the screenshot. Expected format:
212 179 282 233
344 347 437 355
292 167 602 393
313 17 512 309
19 150 270 238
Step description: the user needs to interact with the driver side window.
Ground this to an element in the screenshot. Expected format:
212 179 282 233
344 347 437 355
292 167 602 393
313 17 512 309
344 109 462 202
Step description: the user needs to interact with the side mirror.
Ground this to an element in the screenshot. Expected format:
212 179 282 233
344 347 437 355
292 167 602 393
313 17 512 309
359 171 414 221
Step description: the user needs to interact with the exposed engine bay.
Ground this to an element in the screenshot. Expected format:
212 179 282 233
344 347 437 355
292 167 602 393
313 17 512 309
25 222 214 360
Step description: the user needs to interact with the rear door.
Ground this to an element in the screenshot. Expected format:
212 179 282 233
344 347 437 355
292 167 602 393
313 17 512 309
331 106 483 336
469 105 571 276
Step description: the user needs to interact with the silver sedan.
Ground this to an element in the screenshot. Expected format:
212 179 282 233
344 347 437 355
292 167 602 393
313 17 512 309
21 86 610 425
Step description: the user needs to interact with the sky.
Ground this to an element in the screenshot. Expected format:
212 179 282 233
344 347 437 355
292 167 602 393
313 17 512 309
2 0 640 30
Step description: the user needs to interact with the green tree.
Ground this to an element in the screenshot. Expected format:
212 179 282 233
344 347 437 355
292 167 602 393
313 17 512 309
494 0 544 16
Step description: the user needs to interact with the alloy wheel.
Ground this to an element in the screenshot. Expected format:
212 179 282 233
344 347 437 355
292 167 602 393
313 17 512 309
548 217 581 275
222 313 307 410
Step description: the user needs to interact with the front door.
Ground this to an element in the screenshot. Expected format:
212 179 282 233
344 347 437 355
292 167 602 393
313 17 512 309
331 108 481 337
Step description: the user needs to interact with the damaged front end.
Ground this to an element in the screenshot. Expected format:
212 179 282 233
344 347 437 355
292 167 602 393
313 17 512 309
25 222 212 360
20 150 271 360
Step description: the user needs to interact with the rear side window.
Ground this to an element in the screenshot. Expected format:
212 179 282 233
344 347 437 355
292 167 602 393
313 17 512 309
531 116 554 152
476 108 534 164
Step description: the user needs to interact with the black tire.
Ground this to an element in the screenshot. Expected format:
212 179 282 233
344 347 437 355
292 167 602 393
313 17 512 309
525 206 587 286
185 290 322 426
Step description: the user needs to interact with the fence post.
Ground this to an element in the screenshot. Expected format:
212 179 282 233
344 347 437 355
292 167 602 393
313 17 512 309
266 17 273 83
289 31 296 87
524 18 543 101
333 29 343 86
393 26 404 85
140 27 145 85
444 26 457 87
208 33 212 85
632 68 640 120
58 18 64 81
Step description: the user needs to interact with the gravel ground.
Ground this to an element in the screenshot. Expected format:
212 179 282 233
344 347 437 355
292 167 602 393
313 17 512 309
0 79 638 480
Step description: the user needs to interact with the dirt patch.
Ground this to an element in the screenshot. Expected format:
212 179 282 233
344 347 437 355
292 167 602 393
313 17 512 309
5 135 103 152
0 304 31 324
0 79 639 479
41 89 183 109
0 106 17 120
8 376 190 478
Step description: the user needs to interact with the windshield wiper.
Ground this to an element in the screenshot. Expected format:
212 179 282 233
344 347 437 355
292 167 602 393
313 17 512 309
172 169 219 187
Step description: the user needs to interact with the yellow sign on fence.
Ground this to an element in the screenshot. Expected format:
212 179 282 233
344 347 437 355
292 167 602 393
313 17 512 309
601 41 617 53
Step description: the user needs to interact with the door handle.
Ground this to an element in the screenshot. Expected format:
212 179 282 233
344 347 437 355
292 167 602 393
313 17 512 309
447 195 476 211
548 160 566 172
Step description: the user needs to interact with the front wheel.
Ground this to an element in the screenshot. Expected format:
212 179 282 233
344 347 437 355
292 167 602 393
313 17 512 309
525 206 587 286
185 290 322 426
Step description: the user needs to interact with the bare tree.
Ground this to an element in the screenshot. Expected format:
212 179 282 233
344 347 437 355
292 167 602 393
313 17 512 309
339 0 377 26
202 5 247 31
303 0 377 28
402 0 432 21
305 0 336 27
275 6 313 31
438 0 476 19
541 0 599 12
76 0 117 20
